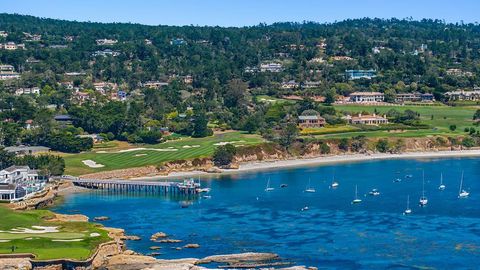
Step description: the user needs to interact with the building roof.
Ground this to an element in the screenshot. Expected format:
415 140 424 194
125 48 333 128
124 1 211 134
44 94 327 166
4 146 50 153
350 92 383 96
0 183 16 191
2 165 30 173
54 114 73 121
299 115 324 120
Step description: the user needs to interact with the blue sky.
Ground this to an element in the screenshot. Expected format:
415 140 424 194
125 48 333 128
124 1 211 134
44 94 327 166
1 0 479 26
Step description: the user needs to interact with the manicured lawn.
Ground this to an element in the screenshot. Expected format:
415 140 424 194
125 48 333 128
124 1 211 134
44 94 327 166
310 104 480 139
64 131 264 176
0 206 110 260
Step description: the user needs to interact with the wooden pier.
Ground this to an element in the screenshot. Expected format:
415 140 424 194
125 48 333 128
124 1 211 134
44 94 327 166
71 178 200 195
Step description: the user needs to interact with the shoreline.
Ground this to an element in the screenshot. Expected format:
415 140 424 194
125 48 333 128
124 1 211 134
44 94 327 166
133 149 480 180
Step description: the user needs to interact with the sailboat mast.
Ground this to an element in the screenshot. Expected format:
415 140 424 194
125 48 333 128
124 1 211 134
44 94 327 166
407 195 410 208
459 171 464 194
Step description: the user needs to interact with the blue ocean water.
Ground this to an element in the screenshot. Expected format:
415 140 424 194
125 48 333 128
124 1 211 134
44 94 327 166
53 157 480 269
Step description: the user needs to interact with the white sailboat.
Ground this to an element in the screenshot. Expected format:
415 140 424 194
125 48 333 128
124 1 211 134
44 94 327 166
305 178 316 193
330 173 339 188
438 173 445 191
404 195 412 215
352 185 362 204
368 188 380 196
419 171 428 206
265 178 274 192
458 171 469 198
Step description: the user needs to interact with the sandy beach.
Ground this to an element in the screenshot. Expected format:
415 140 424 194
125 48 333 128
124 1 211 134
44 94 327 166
133 149 480 180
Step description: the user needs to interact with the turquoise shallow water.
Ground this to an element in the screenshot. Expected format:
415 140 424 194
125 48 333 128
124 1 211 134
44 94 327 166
53 157 480 269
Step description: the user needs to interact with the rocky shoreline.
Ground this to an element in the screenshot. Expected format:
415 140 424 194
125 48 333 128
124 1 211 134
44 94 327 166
2 181 316 270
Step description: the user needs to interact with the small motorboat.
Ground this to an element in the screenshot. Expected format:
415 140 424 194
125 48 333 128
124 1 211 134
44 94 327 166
331 182 339 188
280 184 288 188
301 206 309 211
405 174 413 179
393 178 402 183
368 188 380 196
202 195 212 199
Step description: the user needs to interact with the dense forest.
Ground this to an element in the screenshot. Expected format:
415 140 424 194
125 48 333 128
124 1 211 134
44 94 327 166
1 14 480 152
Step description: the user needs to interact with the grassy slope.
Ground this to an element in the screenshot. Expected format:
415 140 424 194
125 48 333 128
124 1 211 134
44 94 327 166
0 206 110 260
63 131 263 176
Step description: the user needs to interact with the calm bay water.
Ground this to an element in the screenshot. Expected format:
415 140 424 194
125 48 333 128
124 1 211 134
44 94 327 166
53 157 480 269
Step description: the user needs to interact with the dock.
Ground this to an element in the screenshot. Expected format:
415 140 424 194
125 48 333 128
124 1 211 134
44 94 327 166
70 178 200 195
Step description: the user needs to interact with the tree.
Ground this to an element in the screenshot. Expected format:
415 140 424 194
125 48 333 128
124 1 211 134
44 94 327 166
0 147 15 169
449 125 457 132
243 116 259 134
351 135 367 152
324 89 336 105
338 138 350 152
213 144 236 167
278 122 298 148
473 109 480 120
192 111 213 138
224 79 247 108
462 137 476 148
376 139 390 153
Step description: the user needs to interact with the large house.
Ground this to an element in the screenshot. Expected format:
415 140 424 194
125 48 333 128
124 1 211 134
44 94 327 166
345 70 377 80
349 92 384 103
344 114 389 125
142 81 169 88
260 63 283 72
0 64 20 80
96 39 118 46
92 49 120 57
15 87 41 96
0 166 43 201
0 42 25 50
395 92 435 103
4 146 50 155
281 80 300 89
298 111 326 128
444 90 480 101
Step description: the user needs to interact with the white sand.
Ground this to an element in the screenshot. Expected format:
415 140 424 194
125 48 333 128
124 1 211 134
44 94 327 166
134 154 148 157
96 151 107 153
52 239 84 242
82 160 105 168
213 140 245 146
182 145 201 149
118 148 178 153
9 226 59 234
133 149 480 180
0 240 10 242
90 233 101 237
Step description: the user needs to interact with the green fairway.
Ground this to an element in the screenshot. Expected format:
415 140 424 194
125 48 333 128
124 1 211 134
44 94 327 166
64 131 264 176
0 206 110 260
309 104 480 139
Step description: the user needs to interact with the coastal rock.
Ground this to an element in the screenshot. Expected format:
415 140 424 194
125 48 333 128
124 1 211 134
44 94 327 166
150 232 168 241
149 246 162 250
184 243 200 249
158 239 182 243
147 252 162 256
123 235 141 241
93 216 110 221
0 258 32 270
198 252 279 264
48 213 89 222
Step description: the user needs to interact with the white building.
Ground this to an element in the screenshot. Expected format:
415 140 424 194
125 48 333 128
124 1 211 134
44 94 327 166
1 42 25 50
349 92 384 103
260 63 283 72
0 65 20 80
15 87 41 96
96 39 118 46
0 166 43 201
0 31 8 38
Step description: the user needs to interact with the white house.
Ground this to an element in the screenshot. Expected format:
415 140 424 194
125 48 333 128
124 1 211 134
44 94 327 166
96 39 118 46
0 166 43 201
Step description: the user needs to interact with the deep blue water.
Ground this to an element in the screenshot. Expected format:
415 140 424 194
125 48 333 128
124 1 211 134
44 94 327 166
53 157 480 269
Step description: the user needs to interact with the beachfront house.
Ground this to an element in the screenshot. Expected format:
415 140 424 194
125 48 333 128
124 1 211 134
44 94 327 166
298 111 326 128
344 114 389 125
0 165 44 201
349 92 384 103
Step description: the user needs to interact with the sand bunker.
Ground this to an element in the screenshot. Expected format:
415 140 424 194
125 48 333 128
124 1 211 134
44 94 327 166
182 145 201 149
0 240 10 242
90 233 100 237
82 160 105 168
9 226 59 234
134 154 148 157
118 148 178 153
96 151 107 153
52 239 84 242
213 140 245 146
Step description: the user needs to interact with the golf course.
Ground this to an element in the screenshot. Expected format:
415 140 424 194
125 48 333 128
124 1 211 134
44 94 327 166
63 131 264 176
0 206 110 260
